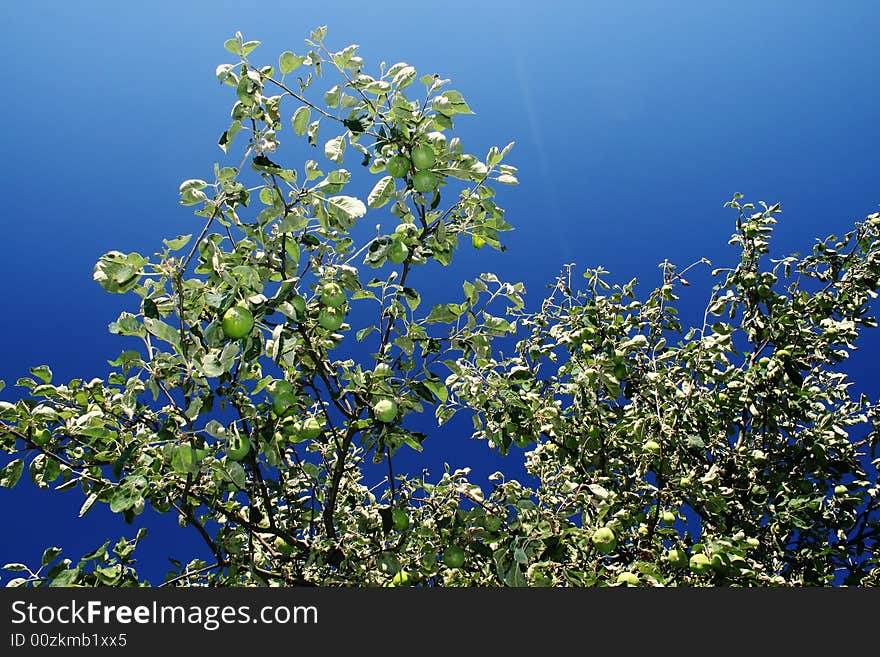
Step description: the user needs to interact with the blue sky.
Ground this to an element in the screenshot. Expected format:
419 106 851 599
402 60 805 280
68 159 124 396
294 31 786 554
1 1 878 582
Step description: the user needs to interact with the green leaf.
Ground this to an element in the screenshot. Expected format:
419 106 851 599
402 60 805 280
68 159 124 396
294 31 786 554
0 459 24 488
29 365 52 384
236 76 258 106
433 90 474 116
426 303 463 324
3 563 28 572
392 65 417 89
215 64 237 86
224 38 242 56
280 51 306 74
170 446 200 475
377 551 400 574
685 434 706 451
112 443 138 479
483 315 513 334
109 489 134 513
29 455 60 488
220 342 239 372
310 25 328 42
332 44 359 69
204 420 226 439
49 568 80 587
179 178 207 194
324 84 341 108
252 154 283 174
368 176 395 208
41 547 63 567
486 146 502 167
324 135 345 164
402 287 421 311
399 431 425 452
394 336 415 356
79 493 99 518
356 326 376 342
307 120 320 148
163 234 192 251
327 195 366 225
304 159 323 181
95 565 122 585
219 121 242 153
422 377 448 402
220 461 247 490
201 352 225 378
143 317 181 350
504 561 528 587
241 40 261 56
285 238 301 266
109 312 144 338
93 251 147 294
292 107 311 136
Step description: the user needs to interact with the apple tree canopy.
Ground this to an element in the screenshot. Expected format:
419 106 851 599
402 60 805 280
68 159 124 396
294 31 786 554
0 27 878 587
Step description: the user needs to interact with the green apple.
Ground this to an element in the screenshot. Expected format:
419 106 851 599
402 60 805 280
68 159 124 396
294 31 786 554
387 239 409 264
710 553 727 572
392 508 409 531
443 545 465 569
272 393 297 417
661 511 676 525
225 432 250 461
297 417 324 441
222 305 254 339
833 484 848 496
411 144 435 170
643 440 661 455
319 281 346 308
273 536 294 555
373 398 398 423
616 572 639 586
372 363 393 379
386 155 410 178
689 553 711 574
591 526 617 554
390 570 411 586
666 547 688 568
318 306 345 331
394 222 417 237
745 537 760 548
412 170 438 194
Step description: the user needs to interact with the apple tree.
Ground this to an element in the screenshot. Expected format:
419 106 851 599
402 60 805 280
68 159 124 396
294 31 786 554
1 27 878 587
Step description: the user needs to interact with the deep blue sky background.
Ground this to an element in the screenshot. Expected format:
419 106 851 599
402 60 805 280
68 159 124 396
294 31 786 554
1 1 878 583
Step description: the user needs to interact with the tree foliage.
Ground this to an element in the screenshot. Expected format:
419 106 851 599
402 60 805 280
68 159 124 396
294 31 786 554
1 28 879 587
